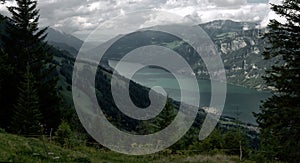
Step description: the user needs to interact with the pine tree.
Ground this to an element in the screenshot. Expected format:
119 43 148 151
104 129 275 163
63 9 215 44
0 14 5 96
0 13 15 129
55 120 73 147
0 48 14 122
155 98 177 130
137 98 177 134
12 65 42 135
254 0 300 161
0 0 61 132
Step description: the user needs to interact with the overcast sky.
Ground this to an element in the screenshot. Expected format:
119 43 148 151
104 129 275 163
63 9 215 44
0 0 283 41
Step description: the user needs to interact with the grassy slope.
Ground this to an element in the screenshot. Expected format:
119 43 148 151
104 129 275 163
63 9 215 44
0 132 252 163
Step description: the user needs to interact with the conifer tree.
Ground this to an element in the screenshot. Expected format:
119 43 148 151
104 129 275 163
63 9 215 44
155 98 177 129
0 48 13 121
0 0 61 132
0 13 15 128
138 98 176 134
12 65 42 135
0 49 7 103
0 15 5 97
254 0 300 161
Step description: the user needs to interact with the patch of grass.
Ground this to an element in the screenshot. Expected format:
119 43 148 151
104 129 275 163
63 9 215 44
0 133 89 162
0 133 252 163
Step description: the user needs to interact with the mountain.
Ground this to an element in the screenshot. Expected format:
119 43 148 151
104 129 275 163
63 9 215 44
86 20 273 90
70 20 273 126
200 20 275 90
0 16 83 56
46 28 83 56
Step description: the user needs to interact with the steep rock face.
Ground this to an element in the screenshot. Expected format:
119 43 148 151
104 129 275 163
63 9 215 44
220 37 248 54
200 20 274 90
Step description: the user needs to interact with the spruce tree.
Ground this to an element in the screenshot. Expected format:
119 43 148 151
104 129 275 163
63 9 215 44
0 48 13 122
0 13 15 129
0 15 5 98
0 0 61 132
155 99 177 130
254 0 300 161
12 64 42 135
138 98 176 134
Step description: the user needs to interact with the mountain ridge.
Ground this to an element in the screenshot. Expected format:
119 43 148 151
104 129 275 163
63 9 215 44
79 20 271 90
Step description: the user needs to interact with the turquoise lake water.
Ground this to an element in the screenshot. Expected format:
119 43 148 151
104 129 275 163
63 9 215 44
109 61 271 124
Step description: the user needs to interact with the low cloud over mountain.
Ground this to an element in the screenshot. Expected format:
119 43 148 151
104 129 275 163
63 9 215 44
0 0 283 40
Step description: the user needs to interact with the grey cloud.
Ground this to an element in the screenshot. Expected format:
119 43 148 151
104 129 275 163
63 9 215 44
209 0 247 7
1 0 271 40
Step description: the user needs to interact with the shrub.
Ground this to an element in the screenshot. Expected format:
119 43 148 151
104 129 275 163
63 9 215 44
73 157 91 163
55 121 72 148
0 128 6 133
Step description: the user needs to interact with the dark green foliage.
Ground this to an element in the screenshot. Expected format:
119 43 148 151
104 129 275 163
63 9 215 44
55 120 72 147
0 0 61 133
0 15 14 130
189 130 223 154
0 48 13 102
254 0 300 162
223 130 242 155
60 59 73 85
138 98 177 134
0 128 5 133
154 99 177 129
73 157 92 163
188 129 250 157
11 65 42 135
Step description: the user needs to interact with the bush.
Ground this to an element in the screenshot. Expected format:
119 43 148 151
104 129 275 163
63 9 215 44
249 151 267 163
73 157 91 163
69 132 87 147
55 121 72 148
0 128 6 133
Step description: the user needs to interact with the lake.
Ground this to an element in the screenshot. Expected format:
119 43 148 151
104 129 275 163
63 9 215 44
109 60 271 124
